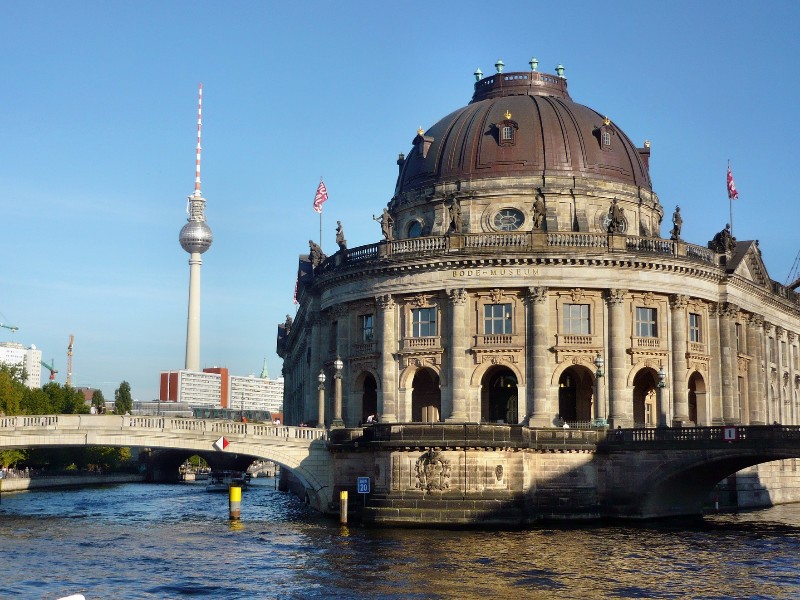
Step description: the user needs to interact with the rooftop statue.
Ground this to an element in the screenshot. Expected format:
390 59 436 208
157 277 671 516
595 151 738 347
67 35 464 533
608 198 625 234
335 221 347 251
710 223 737 254
532 189 546 230
447 198 462 234
670 206 683 241
308 239 326 267
373 208 394 241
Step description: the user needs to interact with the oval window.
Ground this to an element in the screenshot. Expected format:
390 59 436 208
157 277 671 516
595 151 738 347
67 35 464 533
492 208 524 231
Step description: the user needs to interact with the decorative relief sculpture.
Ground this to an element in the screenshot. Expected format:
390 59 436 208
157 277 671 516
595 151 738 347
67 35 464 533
414 450 451 494
284 314 293 335
569 288 584 303
606 288 627 304
489 288 504 304
606 198 626 234
495 465 504 481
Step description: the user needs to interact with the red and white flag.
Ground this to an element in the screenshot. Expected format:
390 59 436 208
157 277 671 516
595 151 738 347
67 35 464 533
313 179 328 213
293 279 298 305
727 161 739 200
213 436 229 451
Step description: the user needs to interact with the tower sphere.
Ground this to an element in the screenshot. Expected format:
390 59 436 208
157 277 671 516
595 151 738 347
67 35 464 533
179 220 213 254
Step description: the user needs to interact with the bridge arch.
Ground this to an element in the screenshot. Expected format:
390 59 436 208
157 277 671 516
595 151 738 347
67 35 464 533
0 415 334 513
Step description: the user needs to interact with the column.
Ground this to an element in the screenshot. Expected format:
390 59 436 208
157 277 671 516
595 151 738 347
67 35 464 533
308 315 322 424
447 288 469 421
606 289 630 427
764 321 775 423
776 326 786 423
334 305 350 424
670 294 690 424
527 287 550 427
376 294 397 422
789 332 797 425
708 303 724 424
747 314 765 425
719 303 737 423
317 373 326 427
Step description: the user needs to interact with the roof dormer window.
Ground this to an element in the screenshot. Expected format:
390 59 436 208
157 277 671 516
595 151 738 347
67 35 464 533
598 116 615 151
496 110 518 147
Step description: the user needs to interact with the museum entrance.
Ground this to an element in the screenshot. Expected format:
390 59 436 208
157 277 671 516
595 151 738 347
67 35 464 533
411 368 441 422
361 374 378 422
481 367 518 423
633 368 659 428
557 366 594 425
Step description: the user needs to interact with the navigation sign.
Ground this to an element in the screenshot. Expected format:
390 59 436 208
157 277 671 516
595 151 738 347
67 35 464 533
213 436 229 451
357 477 370 494
723 426 739 442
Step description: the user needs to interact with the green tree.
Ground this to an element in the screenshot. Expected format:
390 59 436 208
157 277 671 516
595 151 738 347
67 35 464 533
91 389 105 413
114 381 132 415
0 364 25 415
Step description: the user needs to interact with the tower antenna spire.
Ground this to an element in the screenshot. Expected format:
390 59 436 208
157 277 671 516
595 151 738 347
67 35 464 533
194 82 203 197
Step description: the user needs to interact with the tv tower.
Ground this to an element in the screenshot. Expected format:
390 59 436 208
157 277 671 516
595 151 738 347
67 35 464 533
179 83 213 371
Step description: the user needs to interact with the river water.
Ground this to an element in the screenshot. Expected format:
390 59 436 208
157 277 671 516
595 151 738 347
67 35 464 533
2 478 800 599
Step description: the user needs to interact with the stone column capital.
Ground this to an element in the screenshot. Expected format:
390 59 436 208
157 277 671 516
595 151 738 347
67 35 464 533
525 286 549 305
448 288 469 306
605 288 628 305
775 325 785 337
747 313 764 328
788 331 797 343
375 294 396 310
722 302 740 319
669 294 689 310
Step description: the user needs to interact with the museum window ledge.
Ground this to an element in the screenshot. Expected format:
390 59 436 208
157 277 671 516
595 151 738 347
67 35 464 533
688 341 707 355
352 341 376 356
474 333 522 347
402 336 441 352
631 336 665 351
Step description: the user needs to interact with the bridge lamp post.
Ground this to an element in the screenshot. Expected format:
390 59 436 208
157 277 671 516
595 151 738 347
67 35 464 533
317 370 326 429
657 363 669 428
332 356 345 428
594 352 606 424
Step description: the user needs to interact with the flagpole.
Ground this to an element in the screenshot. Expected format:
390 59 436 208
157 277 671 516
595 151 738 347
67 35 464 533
319 175 323 250
729 160 734 237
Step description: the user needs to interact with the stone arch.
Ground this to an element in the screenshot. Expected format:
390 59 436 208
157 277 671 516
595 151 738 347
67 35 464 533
399 361 442 390
688 371 707 425
550 357 595 386
556 364 595 424
352 368 380 424
470 358 523 387
410 367 441 422
631 366 659 427
480 365 519 423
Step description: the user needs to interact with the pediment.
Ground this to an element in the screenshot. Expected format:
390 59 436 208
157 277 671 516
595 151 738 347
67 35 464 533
730 242 771 288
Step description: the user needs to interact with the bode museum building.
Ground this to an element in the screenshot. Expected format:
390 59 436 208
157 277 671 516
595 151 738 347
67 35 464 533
278 60 800 440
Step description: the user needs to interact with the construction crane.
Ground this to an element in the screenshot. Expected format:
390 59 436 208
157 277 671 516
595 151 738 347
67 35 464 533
41 358 58 381
787 249 800 291
66 334 74 387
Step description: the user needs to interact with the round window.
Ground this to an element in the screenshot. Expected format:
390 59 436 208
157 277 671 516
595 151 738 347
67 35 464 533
492 208 525 231
407 221 423 238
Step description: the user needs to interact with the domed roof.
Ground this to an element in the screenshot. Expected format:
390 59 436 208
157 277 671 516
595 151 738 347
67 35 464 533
395 68 652 197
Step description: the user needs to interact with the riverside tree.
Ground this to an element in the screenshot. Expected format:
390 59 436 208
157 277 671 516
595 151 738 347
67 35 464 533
114 381 132 415
91 389 105 413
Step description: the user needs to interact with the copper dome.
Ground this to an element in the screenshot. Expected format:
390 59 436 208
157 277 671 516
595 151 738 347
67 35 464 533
395 70 652 197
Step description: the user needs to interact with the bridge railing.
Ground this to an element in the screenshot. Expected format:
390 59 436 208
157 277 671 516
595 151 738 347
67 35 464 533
606 425 800 444
0 415 327 442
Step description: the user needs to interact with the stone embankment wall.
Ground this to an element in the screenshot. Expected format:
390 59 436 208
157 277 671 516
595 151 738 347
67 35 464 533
0 473 145 493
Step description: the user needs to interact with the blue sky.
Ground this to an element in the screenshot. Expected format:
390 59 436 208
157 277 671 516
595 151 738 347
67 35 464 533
2 1 799 401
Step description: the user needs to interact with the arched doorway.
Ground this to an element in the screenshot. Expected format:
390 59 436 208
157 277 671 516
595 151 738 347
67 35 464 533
411 368 441 422
633 369 658 428
557 366 594 425
481 367 518 423
361 374 377 423
688 371 706 425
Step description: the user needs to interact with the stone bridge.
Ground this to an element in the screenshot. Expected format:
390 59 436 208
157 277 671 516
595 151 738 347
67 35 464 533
0 415 334 512
4 416 800 523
